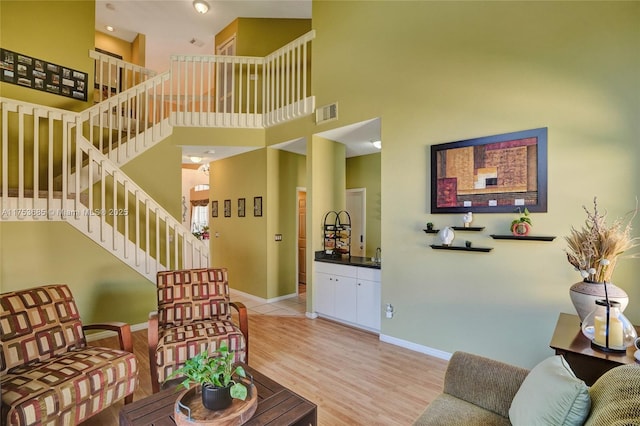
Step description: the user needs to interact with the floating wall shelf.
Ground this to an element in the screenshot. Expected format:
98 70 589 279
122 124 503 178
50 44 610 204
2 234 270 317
451 226 485 231
423 229 439 234
490 235 556 242
430 244 493 253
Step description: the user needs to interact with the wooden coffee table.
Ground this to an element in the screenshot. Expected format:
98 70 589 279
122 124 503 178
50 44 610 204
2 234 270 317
119 365 317 425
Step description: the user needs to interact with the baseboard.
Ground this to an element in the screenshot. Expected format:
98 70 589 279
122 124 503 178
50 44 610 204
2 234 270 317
305 311 318 319
379 333 452 361
85 321 148 342
230 288 298 303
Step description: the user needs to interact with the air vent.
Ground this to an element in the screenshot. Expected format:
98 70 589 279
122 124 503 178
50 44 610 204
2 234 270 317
189 38 205 47
316 102 338 124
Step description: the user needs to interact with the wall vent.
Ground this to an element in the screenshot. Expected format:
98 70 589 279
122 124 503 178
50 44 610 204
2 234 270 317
316 102 338 124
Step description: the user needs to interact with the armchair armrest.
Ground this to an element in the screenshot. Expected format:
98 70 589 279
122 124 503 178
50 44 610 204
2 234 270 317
230 301 249 361
83 322 133 353
443 351 529 418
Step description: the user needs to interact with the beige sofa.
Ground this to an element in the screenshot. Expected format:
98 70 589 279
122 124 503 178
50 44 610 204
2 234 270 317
413 351 640 426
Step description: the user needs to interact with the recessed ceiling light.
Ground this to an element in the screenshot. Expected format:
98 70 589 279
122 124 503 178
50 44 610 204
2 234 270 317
105 25 114 32
193 0 209 14
190 156 203 163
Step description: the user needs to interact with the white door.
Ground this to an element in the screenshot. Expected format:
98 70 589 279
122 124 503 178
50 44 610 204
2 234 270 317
346 189 366 257
216 35 236 112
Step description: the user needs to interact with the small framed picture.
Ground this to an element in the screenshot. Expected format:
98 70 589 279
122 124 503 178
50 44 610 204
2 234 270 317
238 198 246 217
254 196 263 217
211 200 218 217
224 199 231 217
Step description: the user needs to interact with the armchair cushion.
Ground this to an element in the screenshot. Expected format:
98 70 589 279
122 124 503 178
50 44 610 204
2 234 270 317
1 285 138 425
0 285 85 373
2 346 137 425
149 268 248 393
156 319 245 382
157 268 231 326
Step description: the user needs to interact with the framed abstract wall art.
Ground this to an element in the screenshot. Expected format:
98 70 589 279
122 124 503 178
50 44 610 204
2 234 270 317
431 127 548 214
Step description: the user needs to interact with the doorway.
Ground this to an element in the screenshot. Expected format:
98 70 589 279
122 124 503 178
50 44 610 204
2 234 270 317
297 189 307 294
216 35 236 112
346 188 366 257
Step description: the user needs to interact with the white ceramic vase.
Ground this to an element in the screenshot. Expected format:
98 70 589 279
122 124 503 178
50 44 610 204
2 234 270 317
569 280 629 323
438 226 455 246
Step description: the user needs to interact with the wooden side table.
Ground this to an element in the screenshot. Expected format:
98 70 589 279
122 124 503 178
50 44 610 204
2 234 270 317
549 312 639 386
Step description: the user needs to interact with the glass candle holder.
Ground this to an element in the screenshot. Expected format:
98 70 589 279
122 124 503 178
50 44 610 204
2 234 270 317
581 299 637 353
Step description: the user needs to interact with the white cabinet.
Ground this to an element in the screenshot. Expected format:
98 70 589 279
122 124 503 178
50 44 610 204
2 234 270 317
314 261 381 332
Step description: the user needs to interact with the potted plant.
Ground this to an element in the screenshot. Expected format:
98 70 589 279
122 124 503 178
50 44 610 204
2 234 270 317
565 197 638 321
201 225 210 240
426 222 434 231
166 341 248 411
511 208 532 236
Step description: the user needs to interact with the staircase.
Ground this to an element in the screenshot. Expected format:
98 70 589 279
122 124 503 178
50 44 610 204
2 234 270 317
0 31 316 283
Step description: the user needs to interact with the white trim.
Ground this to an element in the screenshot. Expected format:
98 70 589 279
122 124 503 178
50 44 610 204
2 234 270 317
379 334 452 361
230 288 297 303
305 311 318 319
85 321 148 342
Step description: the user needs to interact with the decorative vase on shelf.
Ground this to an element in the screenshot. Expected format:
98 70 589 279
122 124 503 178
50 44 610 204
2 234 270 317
569 280 629 323
438 226 455 246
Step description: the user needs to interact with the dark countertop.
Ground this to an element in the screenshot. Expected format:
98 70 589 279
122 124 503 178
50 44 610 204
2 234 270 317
314 251 381 269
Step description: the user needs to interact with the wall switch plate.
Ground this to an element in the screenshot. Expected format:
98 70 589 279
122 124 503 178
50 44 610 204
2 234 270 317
275 234 283 241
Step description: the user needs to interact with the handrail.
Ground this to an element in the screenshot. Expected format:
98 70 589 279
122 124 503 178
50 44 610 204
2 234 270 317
79 72 172 166
168 30 315 128
0 98 208 281
0 30 317 281
89 50 157 102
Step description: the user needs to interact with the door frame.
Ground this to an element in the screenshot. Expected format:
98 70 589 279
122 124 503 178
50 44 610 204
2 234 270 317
346 188 366 257
296 187 307 296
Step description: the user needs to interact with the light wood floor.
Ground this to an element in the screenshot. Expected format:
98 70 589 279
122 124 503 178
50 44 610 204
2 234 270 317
81 315 448 426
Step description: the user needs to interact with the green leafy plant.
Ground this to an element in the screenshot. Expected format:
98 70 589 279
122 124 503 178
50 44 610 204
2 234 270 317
511 208 532 229
166 341 248 400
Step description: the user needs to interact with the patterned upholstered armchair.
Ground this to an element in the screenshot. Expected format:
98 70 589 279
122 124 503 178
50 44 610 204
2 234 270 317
148 268 248 393
0 284 138 425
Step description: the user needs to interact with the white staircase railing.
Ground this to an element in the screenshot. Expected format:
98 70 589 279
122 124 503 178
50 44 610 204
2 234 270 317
0 30 316 281
0 99 209 281
81 30 315 168
170 30 315 128
80 71 173 167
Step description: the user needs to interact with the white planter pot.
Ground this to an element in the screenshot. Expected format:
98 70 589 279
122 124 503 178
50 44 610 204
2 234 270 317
569 280 629 323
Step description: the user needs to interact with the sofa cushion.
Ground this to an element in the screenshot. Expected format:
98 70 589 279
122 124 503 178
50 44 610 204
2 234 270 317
584 364 640 426
414 393 511 426
509 355 590 426
1 346 137 425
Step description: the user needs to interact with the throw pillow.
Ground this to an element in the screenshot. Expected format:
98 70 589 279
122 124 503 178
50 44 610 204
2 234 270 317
509 355 591 426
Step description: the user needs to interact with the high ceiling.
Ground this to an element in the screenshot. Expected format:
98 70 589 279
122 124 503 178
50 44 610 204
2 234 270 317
95 0 382 163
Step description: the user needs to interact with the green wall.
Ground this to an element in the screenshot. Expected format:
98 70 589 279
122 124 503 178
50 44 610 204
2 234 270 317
0 222 156 325
208 147 306 299
210 148 268 297
236 18 312 56
312 0 640 368
0 0 94 112
347 153 381 255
